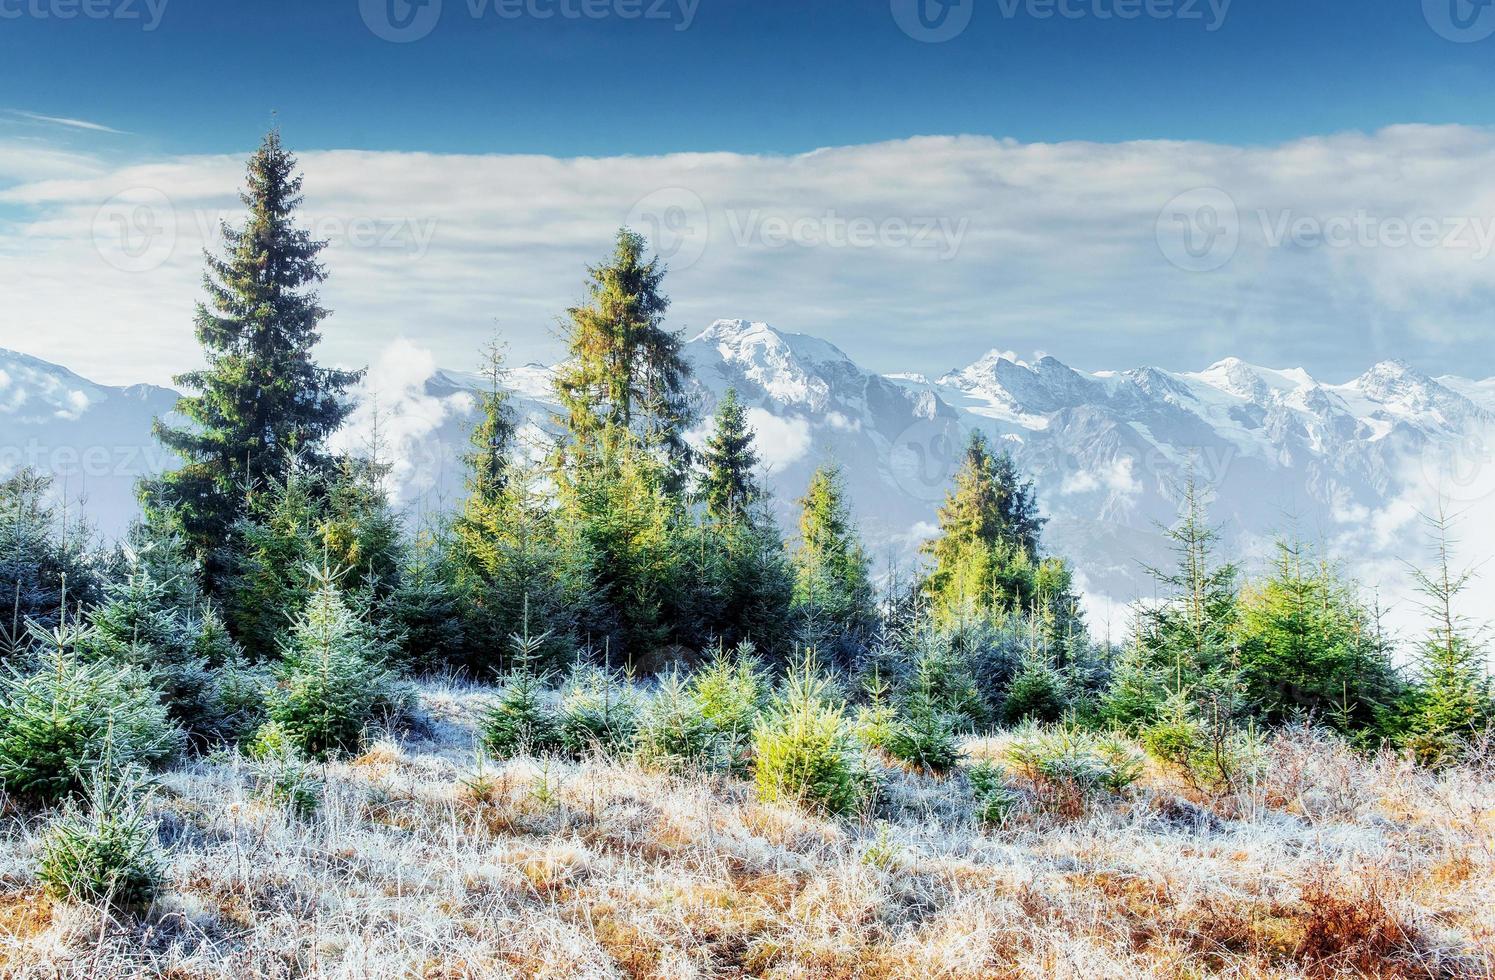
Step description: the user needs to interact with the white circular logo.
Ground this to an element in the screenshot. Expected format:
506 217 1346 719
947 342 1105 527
626 187 710 270
1423 0 1495 42
888 417 967 502
360 0 442 43
890 0 974 43
1156 186 1240 273
1419 430 1495 504
92 188 176 274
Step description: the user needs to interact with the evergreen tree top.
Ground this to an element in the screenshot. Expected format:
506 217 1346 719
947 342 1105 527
701 387 763 523
552 228 694 477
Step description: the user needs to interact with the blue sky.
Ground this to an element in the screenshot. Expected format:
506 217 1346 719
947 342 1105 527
2 0 1491 157
4 0 1495 386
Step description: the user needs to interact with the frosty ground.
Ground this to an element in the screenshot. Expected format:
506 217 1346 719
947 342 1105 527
0 678 1491 980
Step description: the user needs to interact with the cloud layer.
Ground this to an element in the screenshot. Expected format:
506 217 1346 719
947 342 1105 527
4 126 1495 387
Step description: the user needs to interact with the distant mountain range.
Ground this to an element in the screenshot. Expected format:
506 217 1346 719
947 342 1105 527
7 320 1492 636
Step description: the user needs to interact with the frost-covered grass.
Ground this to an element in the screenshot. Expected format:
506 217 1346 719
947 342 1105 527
0 678 1491 979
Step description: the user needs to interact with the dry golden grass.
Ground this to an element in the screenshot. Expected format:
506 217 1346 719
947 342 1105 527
0 680 1489 978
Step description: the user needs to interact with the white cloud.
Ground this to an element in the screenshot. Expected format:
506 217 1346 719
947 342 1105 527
5 126 1495 388
12 111 127 135
1061 457 1141 498
745 408 812 471
331 338 472 504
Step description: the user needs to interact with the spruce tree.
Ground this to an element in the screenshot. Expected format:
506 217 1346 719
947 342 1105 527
552 228 695 477
919 431 1078 637
690 390 793 655
145 130 361 587
701 388 761 523
1234 539 1401 734
547 229 698 661
790 465 876 664
0 469 100 637
267 565 396 760
453 463 594 673
1405 511 1492 765
464 335 516 509
80 564 216 738
1136 475 1239 679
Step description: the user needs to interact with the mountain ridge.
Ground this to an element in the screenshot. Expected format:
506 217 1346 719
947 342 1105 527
3 327 1491 635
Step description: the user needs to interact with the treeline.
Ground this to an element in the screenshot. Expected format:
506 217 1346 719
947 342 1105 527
0 130 1492 841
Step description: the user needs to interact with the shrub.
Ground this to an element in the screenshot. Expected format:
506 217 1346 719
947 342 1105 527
0 622 180 805
636 670 716 770
853 672 898 751
558 664 640 757
689 643 768 773
481 669 561 758
265 567 397 760
210 655 272 745
247 739 322 817
967 759 1022 825
1002 724 1144 818
37 766 163 910
752 657 872 816
689 642 768 735
81 562 217 739
882 672 963 774
1097 646 1172 732
910 642 987 728
1001 654 1068 725
1140 694 1264 796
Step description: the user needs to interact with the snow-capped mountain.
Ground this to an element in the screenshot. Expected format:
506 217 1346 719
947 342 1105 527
0 349 179 536
6 324 1493 635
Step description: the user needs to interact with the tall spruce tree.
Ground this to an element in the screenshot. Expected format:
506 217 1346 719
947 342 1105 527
552 228 694 478
145 129 361 587
689 390 793 655
1136 475 1240 680
701 388 762 523
464 335 515 508
450 336 593 671
921 431 1051 623
790 464 876 664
